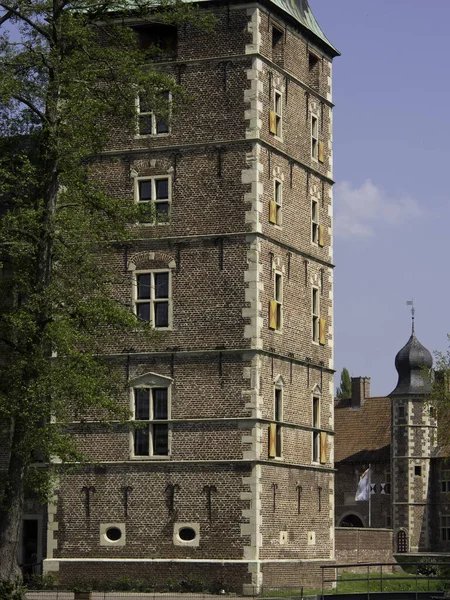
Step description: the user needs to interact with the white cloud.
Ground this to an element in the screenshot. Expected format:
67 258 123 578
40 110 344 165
334 179 422 238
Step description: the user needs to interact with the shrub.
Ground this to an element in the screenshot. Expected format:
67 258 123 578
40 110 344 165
0 581 26 600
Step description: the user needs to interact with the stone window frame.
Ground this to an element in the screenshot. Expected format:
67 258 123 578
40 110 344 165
134 174 172 224
273 270 283 332
311 113 319 161
136 91 171 137
273 88 283 139
312 387 321 464
100 523 126 547
273 375 284 459
132 269 172 330
173 522 200 547
312 286 320 343
273 178 283 227
311 198 319 245
129 372 173 460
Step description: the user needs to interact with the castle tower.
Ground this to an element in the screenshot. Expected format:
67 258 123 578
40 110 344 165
390 327 435 553
43 0 339 592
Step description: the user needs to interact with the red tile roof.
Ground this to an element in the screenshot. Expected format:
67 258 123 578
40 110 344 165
334 396 391 463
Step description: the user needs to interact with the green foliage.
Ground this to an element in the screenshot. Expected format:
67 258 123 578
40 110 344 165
336 367 352 399
0 0 213 580
25 573 58 590
0 580 26 600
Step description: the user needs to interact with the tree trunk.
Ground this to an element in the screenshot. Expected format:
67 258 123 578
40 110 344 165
0 424 26 581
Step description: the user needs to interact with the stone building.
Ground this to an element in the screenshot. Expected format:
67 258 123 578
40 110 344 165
335 325 450 559
22 0 339 592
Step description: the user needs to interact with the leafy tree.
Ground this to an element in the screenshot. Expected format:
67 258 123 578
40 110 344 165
0 0 210 583
336 367 351 399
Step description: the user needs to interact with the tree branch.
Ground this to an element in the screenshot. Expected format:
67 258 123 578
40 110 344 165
12 94 47 123
0 3 50 40
0 6 17 26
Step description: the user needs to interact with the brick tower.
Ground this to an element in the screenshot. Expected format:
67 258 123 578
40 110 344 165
42 0 339 592
390 323 435 554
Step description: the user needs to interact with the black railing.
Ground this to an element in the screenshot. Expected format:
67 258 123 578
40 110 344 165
321 562 450 600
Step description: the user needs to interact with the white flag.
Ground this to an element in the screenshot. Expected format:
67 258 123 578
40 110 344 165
355 468 370 502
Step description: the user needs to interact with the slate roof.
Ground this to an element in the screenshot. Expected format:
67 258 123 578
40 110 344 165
334 396 391 464
266 0 339 56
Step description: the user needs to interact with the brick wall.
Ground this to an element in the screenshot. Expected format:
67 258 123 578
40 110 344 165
43 1 338 592
335 528 393 566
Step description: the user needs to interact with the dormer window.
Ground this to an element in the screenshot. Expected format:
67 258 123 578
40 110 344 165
133 24 177 60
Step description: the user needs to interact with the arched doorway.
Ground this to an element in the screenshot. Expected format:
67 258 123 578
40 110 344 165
339 514 364 527
397 530 408 553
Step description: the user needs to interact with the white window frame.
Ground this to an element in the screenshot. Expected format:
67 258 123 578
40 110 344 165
273 179 282 226
311 199 319 244
134 175 172 223
441 515 450 541
311 114 319 160
131 381 171 459
312 395 320 463
274 385 283 458
274 90 282 138
136 91 171 137
312 286 320 343
132 269 172 329
274 271 283 331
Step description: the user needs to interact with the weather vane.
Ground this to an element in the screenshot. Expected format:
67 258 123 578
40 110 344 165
406 300 415 334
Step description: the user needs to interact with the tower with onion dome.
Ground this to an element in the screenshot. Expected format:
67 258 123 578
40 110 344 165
390 316 436 553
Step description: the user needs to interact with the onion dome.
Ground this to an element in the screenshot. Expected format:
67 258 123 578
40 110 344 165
390 332 433 396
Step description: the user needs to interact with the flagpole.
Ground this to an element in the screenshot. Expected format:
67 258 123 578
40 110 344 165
368 463 372 527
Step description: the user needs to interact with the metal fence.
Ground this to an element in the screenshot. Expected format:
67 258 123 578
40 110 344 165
321 562 450 600
25 591 312 600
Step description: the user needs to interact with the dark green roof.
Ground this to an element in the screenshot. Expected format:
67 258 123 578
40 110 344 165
269 0 339 56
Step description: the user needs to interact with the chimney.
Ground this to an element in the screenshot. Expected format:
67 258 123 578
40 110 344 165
351 377 371 408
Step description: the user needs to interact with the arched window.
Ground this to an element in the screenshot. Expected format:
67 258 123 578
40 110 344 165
397 530 408 553
339 514 363 527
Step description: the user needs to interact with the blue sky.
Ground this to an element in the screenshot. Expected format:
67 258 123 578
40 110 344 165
310 0 450 396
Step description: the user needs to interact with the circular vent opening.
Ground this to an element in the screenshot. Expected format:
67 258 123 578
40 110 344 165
178 527 196 541
106 527 122 541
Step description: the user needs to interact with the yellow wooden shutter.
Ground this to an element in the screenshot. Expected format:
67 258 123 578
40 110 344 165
318 141 325 163
269 200 277 224
269 111 277 135
320 432 327 464
318 225 325 247
319 318 327 345
269 300 278 329
269 423 277 458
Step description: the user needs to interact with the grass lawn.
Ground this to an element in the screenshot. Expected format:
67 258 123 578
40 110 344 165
263 570 450 597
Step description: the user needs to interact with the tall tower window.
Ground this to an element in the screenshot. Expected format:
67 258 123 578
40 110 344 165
269 179 282 225
311 115 319 160
269 272 283 330
272 26 284 65
312 199 319 244
274 387 283 457
312 287 320 342
312 396 320 463
274 91 282 138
